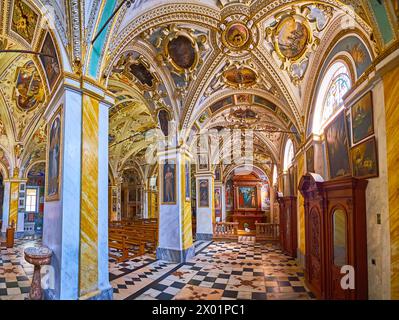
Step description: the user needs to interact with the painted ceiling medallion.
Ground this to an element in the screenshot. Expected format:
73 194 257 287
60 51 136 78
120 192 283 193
222 65 258 88
222 22 251 51
265 5 331 85
14 61 45 111
113 53 158 90
219 16 258 56
275 16 310 61
157 25 206 76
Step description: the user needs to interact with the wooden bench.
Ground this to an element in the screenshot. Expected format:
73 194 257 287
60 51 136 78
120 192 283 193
109 233 129 262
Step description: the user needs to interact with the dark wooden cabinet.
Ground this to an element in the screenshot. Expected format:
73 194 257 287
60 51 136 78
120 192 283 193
299 174 368 300
277 196 297 258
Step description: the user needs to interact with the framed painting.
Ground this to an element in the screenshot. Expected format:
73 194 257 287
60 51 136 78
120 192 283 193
324 111 351 179
306 145 315 173
197 154 209 171
161 160 176 204
45 106 63 201
351 92 374 144
226 179 233 210
11 0 39 45
351 137 379 179
185 160 191 201
214 187 222 210
237 186 257 210
199 179 209 208
214 164 221 181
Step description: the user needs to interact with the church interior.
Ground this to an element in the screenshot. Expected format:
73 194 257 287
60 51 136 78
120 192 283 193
0 0 398 301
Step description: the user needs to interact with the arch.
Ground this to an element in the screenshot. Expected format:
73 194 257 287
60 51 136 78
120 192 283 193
283 139 294 172
0 161 9 180
23 160 46 179
223 164 270 185
312 61 352 135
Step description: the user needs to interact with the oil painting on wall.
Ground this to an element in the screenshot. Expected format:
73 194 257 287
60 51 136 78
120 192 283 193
40 33 61 91
351 137 379 179
226 179 233 210
325 111 351 179
162 160 176 204
46 109 62 201
351 92 374 144
238 186 257 209
306 145 315 173
199 179 209 207
276 16 309 60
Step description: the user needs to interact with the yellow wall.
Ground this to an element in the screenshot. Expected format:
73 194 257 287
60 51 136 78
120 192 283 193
8 182 19 228
383 65 399 299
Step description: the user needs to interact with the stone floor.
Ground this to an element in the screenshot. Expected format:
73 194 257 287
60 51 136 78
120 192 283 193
0 236 314 300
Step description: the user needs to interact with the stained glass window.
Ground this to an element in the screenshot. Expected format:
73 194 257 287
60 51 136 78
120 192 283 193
321 65 351 125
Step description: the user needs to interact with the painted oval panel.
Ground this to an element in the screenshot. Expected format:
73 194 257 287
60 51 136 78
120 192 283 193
277 16 309 59
167 36 196 69
223 67 257 87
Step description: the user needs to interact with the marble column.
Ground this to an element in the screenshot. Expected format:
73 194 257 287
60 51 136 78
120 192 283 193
156 147 194 263
42 80 113 300
1 177 27 237
195 173 215 241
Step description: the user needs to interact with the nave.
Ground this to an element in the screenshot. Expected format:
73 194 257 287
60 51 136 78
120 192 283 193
0 236 313 300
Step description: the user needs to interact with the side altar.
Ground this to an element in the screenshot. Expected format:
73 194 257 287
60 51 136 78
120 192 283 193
227 173 268 231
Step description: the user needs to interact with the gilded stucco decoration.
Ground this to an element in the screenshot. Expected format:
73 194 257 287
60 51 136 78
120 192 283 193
265 4 333 85
155 24 208 81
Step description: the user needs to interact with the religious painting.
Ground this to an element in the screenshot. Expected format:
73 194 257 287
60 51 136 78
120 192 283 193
351 92 374 144
158 109 170 137
162 160 176 204
238 186 257 209
261 183 270 211
199 179 209 208
209 96 233 113
197 154 208 171
254 95 277 111
223 67 257 88
40 33 61 91
324 111 351 179
276 16 310 60
167 35 197 71
185 160 191 201
351 137 379 179
11 0 39 45
14 61 45 111
46 107 63 201
234 94 252 105
130 61 155 88
214 165 221 181
214 187 221 210
222 22 250 50
306 145 315 173
226 179 233 210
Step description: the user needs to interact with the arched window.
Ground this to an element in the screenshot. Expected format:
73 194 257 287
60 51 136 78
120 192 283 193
313 62 352 134
272 164 278 186
283 139 294 172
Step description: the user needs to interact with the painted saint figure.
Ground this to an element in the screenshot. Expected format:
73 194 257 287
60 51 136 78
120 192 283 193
163 163 175 203
48 116 60 197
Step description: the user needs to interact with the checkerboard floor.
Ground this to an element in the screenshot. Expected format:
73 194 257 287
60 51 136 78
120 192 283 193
0 236 41 300
110 241 315 300
1 237 314 300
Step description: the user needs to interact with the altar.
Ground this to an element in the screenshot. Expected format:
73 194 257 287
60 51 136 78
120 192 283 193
227 173 268 231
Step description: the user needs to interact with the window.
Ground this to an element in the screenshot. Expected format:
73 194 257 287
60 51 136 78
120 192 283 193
283 139 294 172
313 62 352 134
26 188 38 213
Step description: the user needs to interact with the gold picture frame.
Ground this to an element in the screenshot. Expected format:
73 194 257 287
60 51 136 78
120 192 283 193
45 105 63 201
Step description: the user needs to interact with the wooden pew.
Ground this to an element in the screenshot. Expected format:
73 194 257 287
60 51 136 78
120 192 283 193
109 232 129 262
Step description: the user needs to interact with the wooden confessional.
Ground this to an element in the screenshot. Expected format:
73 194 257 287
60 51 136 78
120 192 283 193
277 196 298 258
299 173 368 300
